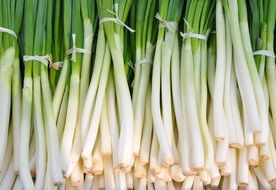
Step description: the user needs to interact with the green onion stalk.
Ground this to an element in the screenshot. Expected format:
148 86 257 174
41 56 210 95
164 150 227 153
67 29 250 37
0 0 23 173
266 0 276 143
213 0 230 166
196 0 216 171
180 0 208 172
150 0 184 167
222 0 269 146
80 0 112 172
20 0 63 188
93 0 135 170
64 0 97 177
43 0 64 186
237 0 269 146
49 0 64 91
80 34 111 172
56 0 85 176
132 0 157 156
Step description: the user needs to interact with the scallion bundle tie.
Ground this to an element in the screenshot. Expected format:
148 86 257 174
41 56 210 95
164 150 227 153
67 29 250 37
253 50 276 58
137 58 152 65
23 55 51 67
100 3 135 33
50 61 63 70
180 30 210 41
0 26 17 39
155 13 178 32
66 34 91 62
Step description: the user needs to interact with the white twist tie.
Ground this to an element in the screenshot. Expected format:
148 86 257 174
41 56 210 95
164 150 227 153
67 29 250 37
0 26 17 39
253 50 275 58
137 58 152 65
23 55 51 67
180 29 211 41
137 43 154 65
100 3 135 33
180 19 210 41
66 34 91 62
50 61 63 70
155 13 177 32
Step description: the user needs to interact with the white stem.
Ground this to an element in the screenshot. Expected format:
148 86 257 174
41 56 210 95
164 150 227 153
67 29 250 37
84 174 94 190
247 169 258 190
161 32 178 162
221 148 234 176
138 177 147 190
110 33 134 168
226 0 260 133
221 176 230 190
152 38 173 165
139 86 153 165
33 77 46 190
41 69 63 185
229 148 238 190
60 74 80 173
171 165 185 182
215 139 229 167
134 160 147 178
229 59 244 147
172 35 190 174
239 1 269 145
0 48 14 170
53 58 69 120
0 157 16 190
100 97 112 156
192 176 204 190
12 56 22 173
70 160 83 187
106 72 119 167
0 128 13 182
19 77 35 190
82 43 111 161
56 86 69 141
114 170 127 190
154 178 167 190
167 181 176 190
181 39 204 170
133 43 154 155
213 0 228 140
149 131 160 175
126 172 133 189
181 176 194 190
199 41 215 168
81 25 106 144
253 167 272 189
248 145 259 166
92 136 103 176
238 148 249 186
12 177 24 190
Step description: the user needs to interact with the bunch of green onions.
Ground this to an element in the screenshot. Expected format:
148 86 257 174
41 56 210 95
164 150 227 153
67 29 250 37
0 0 276 189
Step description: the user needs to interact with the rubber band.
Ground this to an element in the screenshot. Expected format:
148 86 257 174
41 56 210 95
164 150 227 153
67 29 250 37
155 13 177 32
253 50 275 58
66 34 91 62
23 55 51 67
100 3 135 33
0 26 17 39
